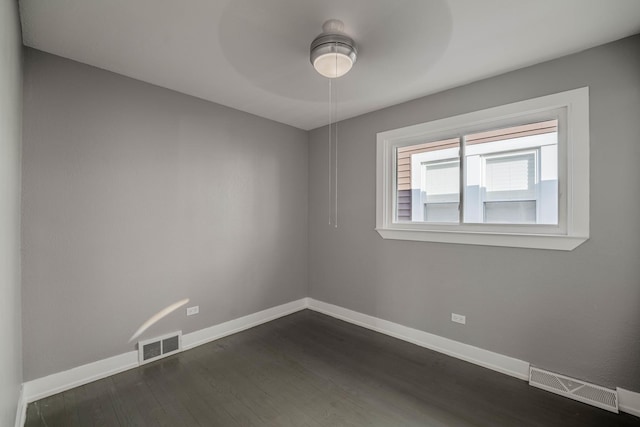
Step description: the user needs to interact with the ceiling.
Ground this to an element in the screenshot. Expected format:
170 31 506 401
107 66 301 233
19 0 640 130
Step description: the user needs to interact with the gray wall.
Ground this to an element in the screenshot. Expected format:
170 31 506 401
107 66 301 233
22 49 308 381
0 0 23 424
309 35 640 391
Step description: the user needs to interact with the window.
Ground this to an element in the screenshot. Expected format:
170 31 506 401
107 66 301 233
376 88 589 250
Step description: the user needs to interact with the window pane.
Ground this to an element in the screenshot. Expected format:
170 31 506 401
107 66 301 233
424 161 459 202
484 201 536 224
396 137 460 222
484 153 535 196
464 120 558 225
425 203 459 223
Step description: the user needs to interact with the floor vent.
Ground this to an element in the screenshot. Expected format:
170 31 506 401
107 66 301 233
529 366 618 413
138 331 182 365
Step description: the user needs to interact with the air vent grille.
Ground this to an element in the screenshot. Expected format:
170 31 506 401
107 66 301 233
529 367 618 413
162 335 180 353
138 331 182 365
142 341 161 361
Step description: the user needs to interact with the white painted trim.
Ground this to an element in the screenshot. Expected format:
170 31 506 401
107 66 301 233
307 298 530 380
14 386 26 427
182 298 308 349
21 298 309 406
376 228 587 251
22 351 139 404
618 388 640 418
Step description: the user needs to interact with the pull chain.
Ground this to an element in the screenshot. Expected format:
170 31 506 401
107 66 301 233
328 43 339 228
334 56 338 228
328 77 332 226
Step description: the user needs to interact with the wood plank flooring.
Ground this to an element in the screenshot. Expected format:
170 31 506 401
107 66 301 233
25 310 640 426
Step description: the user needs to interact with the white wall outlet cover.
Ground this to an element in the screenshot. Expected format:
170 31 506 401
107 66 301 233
451 313 466 324
187 306 199 316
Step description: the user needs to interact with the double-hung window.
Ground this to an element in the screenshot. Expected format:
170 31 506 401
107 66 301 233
376 88 589 250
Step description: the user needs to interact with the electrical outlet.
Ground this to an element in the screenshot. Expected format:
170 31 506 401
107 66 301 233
186 306 199 316
451 313 466 324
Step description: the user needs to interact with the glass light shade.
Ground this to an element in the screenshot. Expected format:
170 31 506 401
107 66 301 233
313 52 353 78
310 32 357 79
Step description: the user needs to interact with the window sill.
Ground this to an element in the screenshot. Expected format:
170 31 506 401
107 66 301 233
375 228 588 251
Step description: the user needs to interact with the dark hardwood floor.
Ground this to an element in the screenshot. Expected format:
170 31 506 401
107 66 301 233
25 310 640 426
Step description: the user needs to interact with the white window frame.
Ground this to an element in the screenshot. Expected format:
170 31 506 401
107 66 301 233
375 87 589 250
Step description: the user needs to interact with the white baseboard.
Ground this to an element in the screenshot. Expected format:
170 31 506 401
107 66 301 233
21 298 308 407
23 351 139 404
307 298 530 381
182 298 309 349
14 386 26 427
618 388 640 418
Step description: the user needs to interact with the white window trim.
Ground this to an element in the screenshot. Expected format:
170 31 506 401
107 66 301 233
376 87 589 251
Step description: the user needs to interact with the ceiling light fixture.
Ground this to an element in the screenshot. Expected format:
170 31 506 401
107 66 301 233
310 20 357 78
